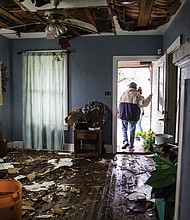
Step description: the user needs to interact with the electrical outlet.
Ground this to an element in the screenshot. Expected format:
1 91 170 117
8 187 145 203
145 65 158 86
105 91 111 96
157 49 162 55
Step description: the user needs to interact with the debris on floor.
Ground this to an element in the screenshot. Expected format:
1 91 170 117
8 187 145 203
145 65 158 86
97 154 158 220
0 149 158 219
0 148 111 219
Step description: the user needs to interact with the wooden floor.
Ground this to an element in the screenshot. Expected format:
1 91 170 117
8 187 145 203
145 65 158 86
97 154 158 220
1 149 158 220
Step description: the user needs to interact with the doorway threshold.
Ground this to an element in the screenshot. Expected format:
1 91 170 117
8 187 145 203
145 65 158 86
116 151 153 155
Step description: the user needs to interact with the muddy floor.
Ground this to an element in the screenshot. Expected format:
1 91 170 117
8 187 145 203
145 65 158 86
0 149 159 220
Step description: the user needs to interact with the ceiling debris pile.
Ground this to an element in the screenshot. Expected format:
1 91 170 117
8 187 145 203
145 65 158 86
97 154 158 219
0 0 181 47
0 148 111 219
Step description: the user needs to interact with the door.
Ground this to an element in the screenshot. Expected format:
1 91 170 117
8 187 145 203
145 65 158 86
173 40 190 220
175 78 190 220
152 53 178 136
153 54 167 134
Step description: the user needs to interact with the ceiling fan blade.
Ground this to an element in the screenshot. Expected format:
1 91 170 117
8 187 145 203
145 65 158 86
0 28 17 34
16 0 108 12
57 0 108 9
8 22 41 29
64 19 97 33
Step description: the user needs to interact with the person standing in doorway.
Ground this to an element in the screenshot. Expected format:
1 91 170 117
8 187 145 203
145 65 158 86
118 82 152 152
136 87 144 133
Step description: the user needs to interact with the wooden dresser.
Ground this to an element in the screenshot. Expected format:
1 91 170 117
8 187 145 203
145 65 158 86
74 129 102 157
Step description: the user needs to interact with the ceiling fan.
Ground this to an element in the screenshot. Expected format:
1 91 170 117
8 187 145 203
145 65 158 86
44 7 98 40
15 0 107 40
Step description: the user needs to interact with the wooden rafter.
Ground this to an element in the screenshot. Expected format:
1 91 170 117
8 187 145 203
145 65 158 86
33 13 47 24
0 21 9 28
108 7 116 35
137 0 155 27
0 7 25 25
168 0 181 15
12 0 30 11
69 26 80 36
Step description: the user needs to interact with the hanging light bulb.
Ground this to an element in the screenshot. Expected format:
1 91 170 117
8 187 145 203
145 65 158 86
45 18 68 39
45 22 56 39
119 0 135 5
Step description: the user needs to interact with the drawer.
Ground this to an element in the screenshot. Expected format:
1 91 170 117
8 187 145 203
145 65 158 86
76 132 97 140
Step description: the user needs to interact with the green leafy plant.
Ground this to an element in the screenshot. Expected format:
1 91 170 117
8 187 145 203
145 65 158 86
136 130 155 152
146 155 177 220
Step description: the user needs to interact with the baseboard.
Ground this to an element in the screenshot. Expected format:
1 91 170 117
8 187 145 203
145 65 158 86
64 143 74 152
104 144 113 153
7 141 23 149
7 141 113 153
7 141 74 151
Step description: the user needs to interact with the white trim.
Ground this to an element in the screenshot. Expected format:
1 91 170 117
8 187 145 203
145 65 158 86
167 36 181 54
26 50 68 53
7 141 23 149
7 141 74 151
7 141 113 154
112 57 118 154
64 143 74 152
167 36 181 143
173 39 190 220
112 56 159 153
64 52 69 129
104 144 113 153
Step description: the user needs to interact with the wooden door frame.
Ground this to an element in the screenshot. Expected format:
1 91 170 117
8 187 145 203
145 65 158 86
173 39 190 220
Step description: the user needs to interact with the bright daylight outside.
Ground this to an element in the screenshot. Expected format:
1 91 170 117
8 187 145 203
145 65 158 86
117 66 152 149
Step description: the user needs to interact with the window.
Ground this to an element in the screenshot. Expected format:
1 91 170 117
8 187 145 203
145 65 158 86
22 51 68 150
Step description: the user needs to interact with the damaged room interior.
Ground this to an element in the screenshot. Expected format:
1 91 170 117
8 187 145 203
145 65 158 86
0 0 190 219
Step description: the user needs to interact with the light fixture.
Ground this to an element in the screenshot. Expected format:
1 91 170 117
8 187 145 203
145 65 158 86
45 19 67 39
119 0 135 5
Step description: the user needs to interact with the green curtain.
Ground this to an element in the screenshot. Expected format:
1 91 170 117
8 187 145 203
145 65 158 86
22 51 66 150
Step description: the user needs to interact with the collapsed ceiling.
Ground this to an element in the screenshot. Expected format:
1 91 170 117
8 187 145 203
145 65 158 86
0 0 181 48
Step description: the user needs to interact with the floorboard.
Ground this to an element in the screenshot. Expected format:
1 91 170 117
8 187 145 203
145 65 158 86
0 149 158 220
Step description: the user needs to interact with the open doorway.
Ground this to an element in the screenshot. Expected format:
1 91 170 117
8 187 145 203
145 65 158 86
117 62 152 152
117 61 153 152
112 56 159 154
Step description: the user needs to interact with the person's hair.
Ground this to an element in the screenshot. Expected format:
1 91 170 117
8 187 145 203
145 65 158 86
128 82 137 89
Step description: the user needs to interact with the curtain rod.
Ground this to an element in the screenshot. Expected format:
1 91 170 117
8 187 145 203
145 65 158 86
17 49 69 55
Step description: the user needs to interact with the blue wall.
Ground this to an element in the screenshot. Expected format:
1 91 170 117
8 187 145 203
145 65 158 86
163 0 190 52
2 0 190 145
1 0 189 145
0 36 12 140
10 35 162 144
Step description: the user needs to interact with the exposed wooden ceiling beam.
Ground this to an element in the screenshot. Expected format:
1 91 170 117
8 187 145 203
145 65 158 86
137 0 155 27
0 21 9 28
69 26 80 36
9 9 24 13
12 0 29 11
33 13 47 24
108 7 116 35
168 0 181 15
0 8 25 25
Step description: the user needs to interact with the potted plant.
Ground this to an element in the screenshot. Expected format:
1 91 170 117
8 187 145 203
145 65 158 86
146 155 177 220
136 130 155 152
